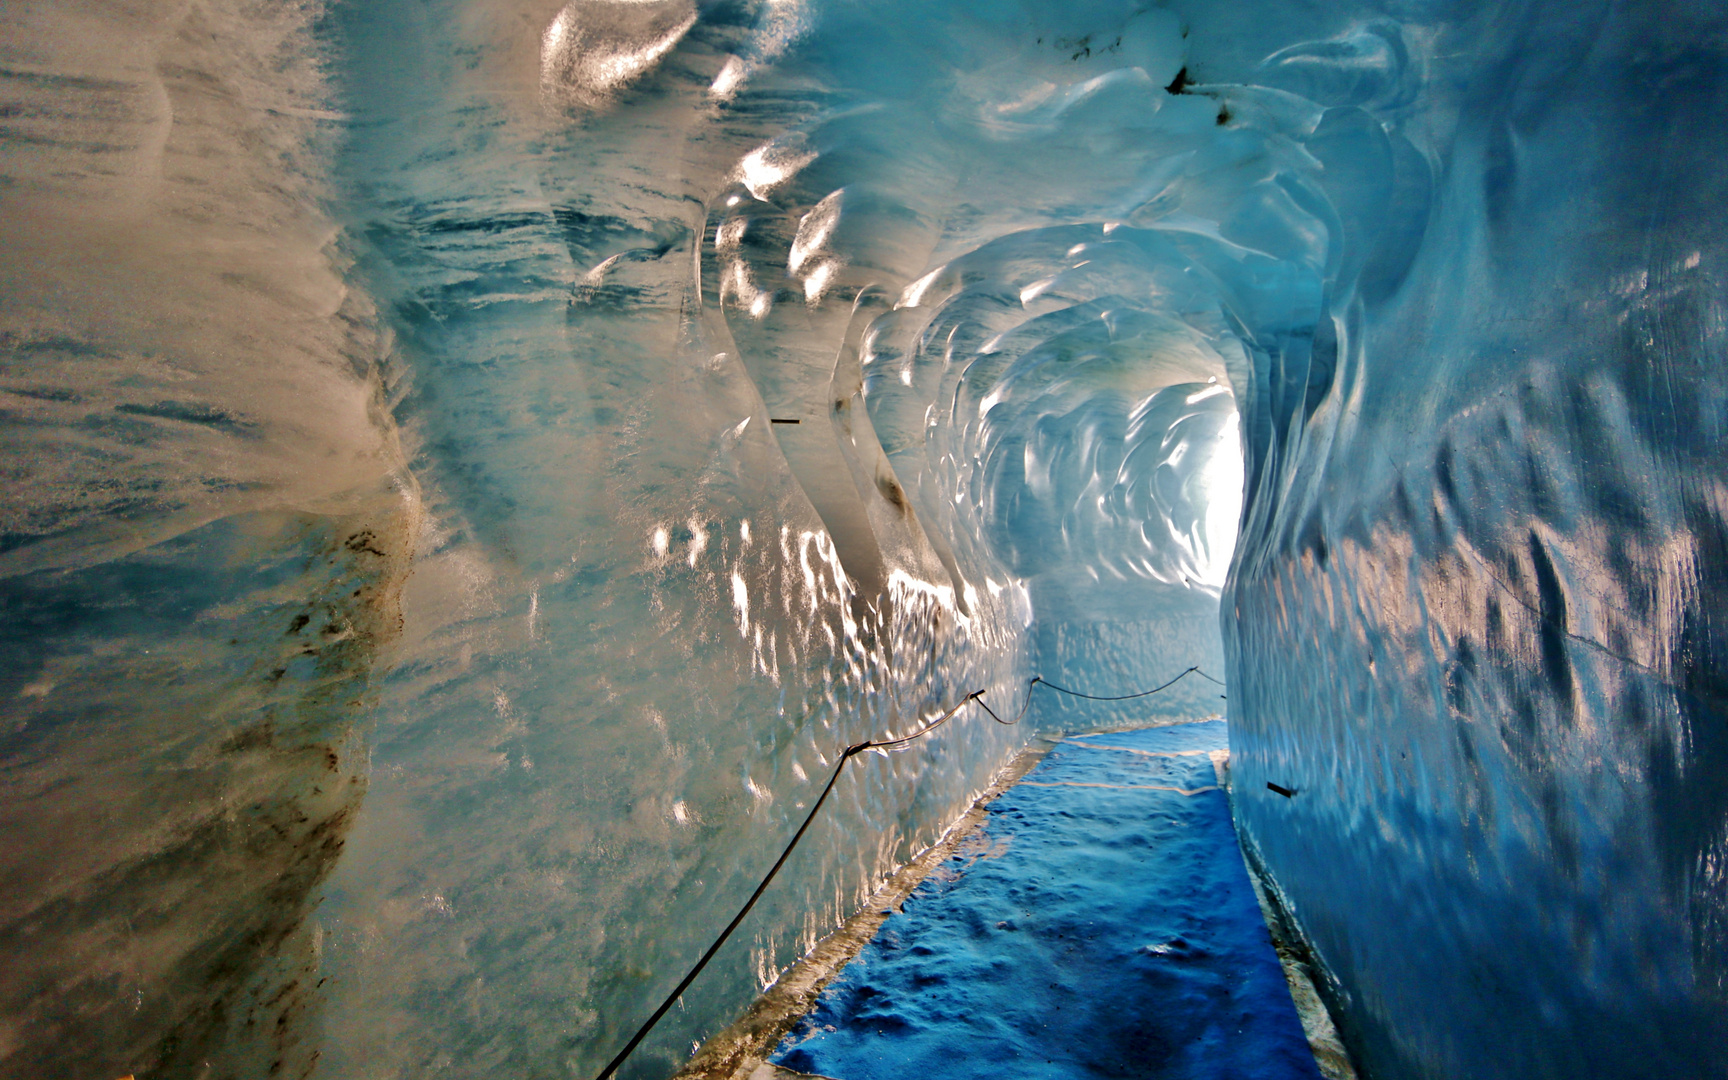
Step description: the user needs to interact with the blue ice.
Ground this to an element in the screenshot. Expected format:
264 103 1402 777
0 0 1723 1078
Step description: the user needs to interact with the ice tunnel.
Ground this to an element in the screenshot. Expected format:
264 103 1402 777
1 0 1725 1077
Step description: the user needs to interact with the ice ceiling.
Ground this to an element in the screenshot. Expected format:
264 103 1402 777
1 0 1725 1078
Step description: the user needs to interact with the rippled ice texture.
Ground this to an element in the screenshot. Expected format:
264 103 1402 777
1217 4 1728 1078
2 0 1725 1077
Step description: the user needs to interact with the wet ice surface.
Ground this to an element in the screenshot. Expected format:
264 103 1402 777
772 722 1319 1080
306 2 1251 1075
4 0 1728 1075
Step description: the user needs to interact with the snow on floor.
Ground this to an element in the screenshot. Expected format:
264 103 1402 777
769 721 1322 1080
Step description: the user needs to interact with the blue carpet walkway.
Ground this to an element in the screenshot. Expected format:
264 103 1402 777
770 721 1322 1080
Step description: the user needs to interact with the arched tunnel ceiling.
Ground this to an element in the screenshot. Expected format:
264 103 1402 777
590 0 1315 625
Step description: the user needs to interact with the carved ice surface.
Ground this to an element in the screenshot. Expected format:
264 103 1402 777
1 0 1724 1078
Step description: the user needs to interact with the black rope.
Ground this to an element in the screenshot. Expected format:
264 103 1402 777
1033 665 1209 701
591 665 1221 1080
591 693 981 1080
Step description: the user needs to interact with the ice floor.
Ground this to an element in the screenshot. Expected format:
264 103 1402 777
768 722 1321 1080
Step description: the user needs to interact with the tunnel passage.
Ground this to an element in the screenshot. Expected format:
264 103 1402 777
2 0 1725 1078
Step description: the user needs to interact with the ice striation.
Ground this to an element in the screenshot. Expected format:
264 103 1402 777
0 0 1724 1079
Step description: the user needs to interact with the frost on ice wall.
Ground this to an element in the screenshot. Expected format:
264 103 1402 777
1 0 1725 1078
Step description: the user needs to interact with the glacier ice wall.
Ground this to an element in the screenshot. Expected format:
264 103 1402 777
0 1 417 1075
1217 2 1728 1078
2 0 1725 1077
310 5 1038 1076
309 2 1243 1074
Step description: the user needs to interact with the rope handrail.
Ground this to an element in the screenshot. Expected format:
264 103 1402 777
1033 665 1212 701
591 665 1224 1080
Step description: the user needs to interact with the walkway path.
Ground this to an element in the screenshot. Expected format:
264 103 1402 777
764 721 1324 1080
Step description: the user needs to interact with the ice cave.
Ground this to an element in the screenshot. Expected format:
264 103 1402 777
1 0 1725 1077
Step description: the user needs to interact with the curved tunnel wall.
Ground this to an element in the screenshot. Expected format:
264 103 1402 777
1221 2 1728 1076
0 0 1724 1078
